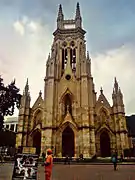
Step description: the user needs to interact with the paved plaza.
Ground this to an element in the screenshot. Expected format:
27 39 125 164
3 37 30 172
0 163 135 180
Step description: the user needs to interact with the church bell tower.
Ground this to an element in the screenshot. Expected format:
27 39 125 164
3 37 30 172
44 3 96 157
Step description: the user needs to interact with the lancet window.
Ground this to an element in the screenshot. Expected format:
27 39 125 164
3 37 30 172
70 48 76 73
70 41 76 73
61 41 76 76
61 41 68 76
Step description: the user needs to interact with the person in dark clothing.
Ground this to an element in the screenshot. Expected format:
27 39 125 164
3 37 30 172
64 155 70 165
112 153 118 171
79 154 83 160
0 154 4 163
120 153 124 162
42 152 45 162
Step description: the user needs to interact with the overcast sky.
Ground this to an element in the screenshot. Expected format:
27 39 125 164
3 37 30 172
0 0 135 116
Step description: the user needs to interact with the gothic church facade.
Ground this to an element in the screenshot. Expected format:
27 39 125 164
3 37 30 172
16 3 131 157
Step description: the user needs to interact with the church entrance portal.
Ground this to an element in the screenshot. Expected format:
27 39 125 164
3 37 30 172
33 130 41 155
100 131 111 157
62 126 75 157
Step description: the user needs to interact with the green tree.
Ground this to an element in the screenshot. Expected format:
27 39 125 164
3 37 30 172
0 76 21 131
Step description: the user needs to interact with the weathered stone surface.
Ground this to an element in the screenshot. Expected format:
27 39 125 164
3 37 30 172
16 4 131 158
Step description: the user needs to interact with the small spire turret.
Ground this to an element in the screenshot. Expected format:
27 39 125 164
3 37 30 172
24 78 29 95
75 2 81 19
57 4 64 29
100 87 103 94
75 2 82 28
39 90 42 97
57 4 64 19
87 51 89 60
114 77 118 93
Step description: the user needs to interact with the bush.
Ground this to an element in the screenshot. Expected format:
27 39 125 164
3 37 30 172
0 130 16 147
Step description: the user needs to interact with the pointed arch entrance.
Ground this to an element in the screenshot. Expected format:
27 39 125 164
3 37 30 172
62 126 75 157
33 130 41 155
100 131 111 157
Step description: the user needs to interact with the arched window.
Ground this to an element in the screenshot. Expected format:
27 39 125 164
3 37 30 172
62 48 68 75
61 41 68 76
70 48 76 73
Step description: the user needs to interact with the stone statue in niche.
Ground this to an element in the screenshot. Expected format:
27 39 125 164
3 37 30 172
62 103 65 116
67 105 70 113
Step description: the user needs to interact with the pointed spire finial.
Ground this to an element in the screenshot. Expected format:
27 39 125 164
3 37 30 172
75 2 82 28
114 77 118 93
24 78 29 94
75 2 81 19
59 4 62 12
39 90 42 97
57 4 64 20
87 51 89 60
12 78 16 84
100 87 103 94
57 4 64 29
26 78 28 85
48 53 50 60
114 77 117 83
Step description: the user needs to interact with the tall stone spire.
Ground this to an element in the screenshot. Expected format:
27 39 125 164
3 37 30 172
112 77 124 111
57 4 64 29
21 78 31 108
75 2 82 28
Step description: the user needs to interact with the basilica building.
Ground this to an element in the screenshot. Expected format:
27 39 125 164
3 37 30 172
16 3 131 157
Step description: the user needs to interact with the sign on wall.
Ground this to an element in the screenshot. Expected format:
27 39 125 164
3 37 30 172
23 147 36 154
12 153 39 180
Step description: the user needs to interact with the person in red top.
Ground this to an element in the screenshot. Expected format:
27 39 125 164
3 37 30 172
44 149 53 180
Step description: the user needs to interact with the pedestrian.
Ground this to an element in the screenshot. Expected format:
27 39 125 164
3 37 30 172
120 153 124 162
42 152 45 163
64 155 69 165
79 153 83 160
111 153 118 171
0 154 4 163
44 149 53 180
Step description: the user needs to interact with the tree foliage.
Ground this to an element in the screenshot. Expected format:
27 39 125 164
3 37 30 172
0 76 22 131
